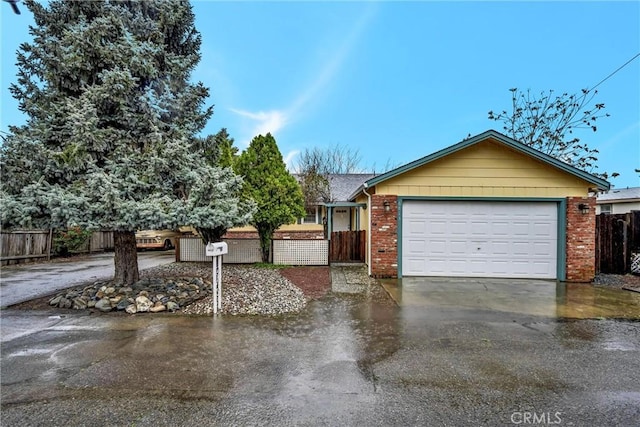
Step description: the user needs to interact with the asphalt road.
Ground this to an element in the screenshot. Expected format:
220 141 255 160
0 251 175 308
1 278 639 426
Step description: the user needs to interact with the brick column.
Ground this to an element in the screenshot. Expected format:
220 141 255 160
565 197 596 282
370 195 398 278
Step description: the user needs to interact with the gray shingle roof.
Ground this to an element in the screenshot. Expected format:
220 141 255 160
294 173 375 203
325 174 375 202
596 187 640 203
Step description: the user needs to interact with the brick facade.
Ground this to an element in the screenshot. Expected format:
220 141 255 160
370 195 398 278
366 196 598 281
224 230 325 240
565 196 596 282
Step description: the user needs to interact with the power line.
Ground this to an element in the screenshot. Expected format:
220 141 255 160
589 52 640 93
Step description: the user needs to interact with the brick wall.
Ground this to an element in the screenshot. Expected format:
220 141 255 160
565 196 596 282
224 230 325 240
370 195 398 278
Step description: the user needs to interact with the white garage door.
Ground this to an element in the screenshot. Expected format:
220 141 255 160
402 201 557 278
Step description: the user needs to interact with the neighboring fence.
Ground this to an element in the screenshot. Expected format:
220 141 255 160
178 236 328 265
75 231 115 254
1 230 52 264
330 230 366 263
596 211 640 274
1 229 115 265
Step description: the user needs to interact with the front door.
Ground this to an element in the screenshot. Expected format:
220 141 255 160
333 208 350 232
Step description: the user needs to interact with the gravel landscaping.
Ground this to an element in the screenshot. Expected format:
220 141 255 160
16 263 332 316
593 273 640 292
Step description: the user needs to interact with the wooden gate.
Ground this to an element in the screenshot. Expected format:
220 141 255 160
330 230 366 263
596 211 640 274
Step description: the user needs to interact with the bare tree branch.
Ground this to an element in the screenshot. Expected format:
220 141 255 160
488 88 613 179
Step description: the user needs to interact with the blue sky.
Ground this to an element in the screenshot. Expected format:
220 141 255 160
2 1 639 188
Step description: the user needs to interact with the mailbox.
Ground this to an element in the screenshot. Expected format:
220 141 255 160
206 242 227 316
206 241 228 256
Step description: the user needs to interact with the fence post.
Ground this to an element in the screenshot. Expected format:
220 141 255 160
47 229 53 261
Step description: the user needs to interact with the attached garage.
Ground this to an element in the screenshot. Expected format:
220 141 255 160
401 200 558 278
351 130 610 282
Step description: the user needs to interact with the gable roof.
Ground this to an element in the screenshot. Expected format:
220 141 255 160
294 173 376 203
327 174 376 202
351 129 610 199
597 187 640 203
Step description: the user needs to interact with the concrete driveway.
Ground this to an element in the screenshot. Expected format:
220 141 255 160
0 251 175 308
380 276 640 320
1 274 639 426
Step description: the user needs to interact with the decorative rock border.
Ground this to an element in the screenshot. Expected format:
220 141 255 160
48 277 210 313
47 264 308 316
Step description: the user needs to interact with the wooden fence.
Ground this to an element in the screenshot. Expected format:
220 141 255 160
329 230 366 263
75 231 115 254
596 211 640 274
1 229 114 265
1 230 52 263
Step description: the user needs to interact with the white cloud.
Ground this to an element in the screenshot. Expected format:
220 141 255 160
289 5 376 116
229 108 288 145
283 149 300 171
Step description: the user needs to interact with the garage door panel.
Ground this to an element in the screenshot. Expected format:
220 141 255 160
406 219 426 235
426 258 447 273
402 201 557 279
492 221 510 236
529 242 556 257
449 240 468 255
450 220 468 235
428 240 447 254
492 241 510 255
511 241 532 256
449 259 469 274
471 221 491 236
406 239 426 255
533 222 555 236
511 222 531 236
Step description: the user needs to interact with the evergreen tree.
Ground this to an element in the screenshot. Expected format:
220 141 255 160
1 0 251 284
215 128 239 169
192 128 250 244
235 133 305 262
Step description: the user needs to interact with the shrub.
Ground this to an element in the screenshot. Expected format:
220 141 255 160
53 227 92 256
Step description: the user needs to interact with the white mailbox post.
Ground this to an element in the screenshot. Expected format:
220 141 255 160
205 242 228 315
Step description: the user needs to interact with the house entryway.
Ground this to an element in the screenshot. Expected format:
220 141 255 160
332 208 351 231
330 230 366 263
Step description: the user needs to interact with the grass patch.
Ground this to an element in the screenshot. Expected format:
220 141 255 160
252 262 288 269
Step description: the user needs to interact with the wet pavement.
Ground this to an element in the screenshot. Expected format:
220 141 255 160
0 251 175 308
380 276 640 320
1 272 639 426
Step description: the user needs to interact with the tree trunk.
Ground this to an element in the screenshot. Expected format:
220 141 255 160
258 227 273 263
113 230 139 285
196 225 227 244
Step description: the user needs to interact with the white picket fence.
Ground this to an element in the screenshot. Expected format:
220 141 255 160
178 237 328 265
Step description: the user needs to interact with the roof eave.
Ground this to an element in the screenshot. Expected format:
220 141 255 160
364 129 611 191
